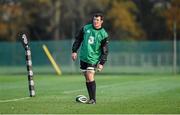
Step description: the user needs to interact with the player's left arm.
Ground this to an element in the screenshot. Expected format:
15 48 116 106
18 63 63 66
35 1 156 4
99 37 109 65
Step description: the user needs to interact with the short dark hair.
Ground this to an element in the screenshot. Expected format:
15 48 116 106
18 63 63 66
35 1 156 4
93 13 104 20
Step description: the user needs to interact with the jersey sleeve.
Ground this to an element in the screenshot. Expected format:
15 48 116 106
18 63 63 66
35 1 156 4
99 37 109 65
72 27 84 53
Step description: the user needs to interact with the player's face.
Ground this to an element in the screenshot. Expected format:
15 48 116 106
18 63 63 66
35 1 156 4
93 16 103 29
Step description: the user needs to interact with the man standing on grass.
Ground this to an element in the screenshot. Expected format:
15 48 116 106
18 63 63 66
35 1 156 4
71 13 109 104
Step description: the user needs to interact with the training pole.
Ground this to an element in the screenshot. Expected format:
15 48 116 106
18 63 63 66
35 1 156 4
21 34 35 97
42 44 62 76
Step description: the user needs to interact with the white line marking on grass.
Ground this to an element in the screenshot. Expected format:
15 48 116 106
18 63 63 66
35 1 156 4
63 89 85 94
62 78 166 94
63 84 120 94
0 97 30 103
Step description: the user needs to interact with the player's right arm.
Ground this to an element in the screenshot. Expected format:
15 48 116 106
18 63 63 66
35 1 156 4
72 28 84 61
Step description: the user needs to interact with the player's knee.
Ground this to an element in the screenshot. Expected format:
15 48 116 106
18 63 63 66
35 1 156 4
85 72 94 82
86 78 94 82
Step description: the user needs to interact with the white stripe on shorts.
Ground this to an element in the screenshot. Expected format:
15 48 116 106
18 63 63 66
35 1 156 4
81 69 95 73
87 67 95 70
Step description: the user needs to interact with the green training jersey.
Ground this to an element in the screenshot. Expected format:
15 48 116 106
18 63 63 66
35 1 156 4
80 24 108 64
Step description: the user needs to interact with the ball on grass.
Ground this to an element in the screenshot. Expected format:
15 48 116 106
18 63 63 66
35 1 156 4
75 95 88 103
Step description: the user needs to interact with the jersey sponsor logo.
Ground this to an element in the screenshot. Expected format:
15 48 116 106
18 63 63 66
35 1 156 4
88 36 94 44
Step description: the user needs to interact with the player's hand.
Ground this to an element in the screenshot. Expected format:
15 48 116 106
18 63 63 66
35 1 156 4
97 64 103 72
71 53 77 61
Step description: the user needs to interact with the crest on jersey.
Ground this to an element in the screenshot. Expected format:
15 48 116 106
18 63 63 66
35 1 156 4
88 36 94 44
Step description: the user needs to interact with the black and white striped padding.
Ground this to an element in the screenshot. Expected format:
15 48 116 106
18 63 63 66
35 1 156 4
21 34 35 97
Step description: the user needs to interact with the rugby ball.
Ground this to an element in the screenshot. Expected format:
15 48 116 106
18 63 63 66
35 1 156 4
75 95 88 103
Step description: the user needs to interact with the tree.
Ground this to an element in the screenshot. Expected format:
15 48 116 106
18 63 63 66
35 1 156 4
1 0 178 41
99 0 145 40
0 3 23 41
0 0 58 41
163 0 180 39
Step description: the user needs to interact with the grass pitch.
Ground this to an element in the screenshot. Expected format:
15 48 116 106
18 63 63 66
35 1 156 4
0 74 180 114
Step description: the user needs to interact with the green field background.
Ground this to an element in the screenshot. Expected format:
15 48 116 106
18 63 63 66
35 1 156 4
0 74 180 114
